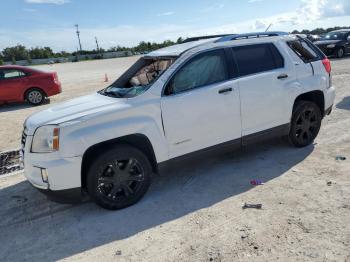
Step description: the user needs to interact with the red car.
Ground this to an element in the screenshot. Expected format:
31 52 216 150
0 65 62 105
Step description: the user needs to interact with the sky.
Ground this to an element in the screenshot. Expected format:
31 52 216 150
0 0 349 52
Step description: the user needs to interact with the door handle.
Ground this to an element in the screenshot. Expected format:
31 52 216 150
277 74 288 79
218 87 233 94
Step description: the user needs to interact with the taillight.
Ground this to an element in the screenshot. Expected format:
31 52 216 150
322 58 331 73
52 73 59 83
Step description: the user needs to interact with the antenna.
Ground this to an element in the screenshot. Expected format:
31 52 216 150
75 24 82 53
265 23 272 32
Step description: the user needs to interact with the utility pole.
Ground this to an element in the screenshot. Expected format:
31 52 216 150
75 24 82 53
95 36 100 53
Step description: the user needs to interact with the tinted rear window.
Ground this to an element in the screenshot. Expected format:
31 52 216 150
232 43 284 77
287 39 319 62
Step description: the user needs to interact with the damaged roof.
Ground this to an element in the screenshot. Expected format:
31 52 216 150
146 38 219 57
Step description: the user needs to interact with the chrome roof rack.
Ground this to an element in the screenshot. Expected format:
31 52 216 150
216 31 289 42
182 34 235 43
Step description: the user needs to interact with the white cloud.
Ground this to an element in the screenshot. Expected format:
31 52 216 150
248 0 263 3
22 8 37 12
25 0 70 4
200 3 225 13
252 0 350 30
157 11 175 17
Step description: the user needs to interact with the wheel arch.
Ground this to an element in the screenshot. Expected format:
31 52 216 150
81 133 158 189
293 90 325 117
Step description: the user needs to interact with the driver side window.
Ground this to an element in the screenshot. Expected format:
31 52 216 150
165 49 228 95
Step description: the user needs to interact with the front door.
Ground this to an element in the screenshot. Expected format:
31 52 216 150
161 49 241 158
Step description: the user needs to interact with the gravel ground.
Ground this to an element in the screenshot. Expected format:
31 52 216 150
0 56 349 262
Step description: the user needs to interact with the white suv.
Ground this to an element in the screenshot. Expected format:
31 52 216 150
22 33 335 210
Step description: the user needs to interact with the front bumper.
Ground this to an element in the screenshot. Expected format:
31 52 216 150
22 134 83 203
36 187 83 204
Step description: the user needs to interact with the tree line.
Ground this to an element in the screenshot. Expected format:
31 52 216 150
291 26 350 35
0 38 183 65
0 26 349 65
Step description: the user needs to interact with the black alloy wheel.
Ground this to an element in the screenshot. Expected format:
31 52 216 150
87 145 152 210
289 101 322 147
97 159 144 200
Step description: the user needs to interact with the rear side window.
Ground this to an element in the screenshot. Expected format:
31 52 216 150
232 43 284 77
287 40 319 63
0 69 26 80
166 49 228 95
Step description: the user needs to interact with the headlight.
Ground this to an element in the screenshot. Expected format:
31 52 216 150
327 44 335 48
31 125 60 153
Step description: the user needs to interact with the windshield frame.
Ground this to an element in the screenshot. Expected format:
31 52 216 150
99 56 177 98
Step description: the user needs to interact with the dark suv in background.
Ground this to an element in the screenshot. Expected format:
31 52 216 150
314 29 350 58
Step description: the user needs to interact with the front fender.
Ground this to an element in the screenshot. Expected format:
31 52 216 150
59 115 168 163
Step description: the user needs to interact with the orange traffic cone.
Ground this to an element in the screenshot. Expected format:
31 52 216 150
104 73 109 82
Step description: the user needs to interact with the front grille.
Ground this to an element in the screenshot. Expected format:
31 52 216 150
21 130 27 150
20 129 27 164
21 131 27 149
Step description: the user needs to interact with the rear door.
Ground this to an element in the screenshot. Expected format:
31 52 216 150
161 49 241 158
232 43 292 136
0 69 28 101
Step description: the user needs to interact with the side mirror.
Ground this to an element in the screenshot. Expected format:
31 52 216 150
347 35 350 40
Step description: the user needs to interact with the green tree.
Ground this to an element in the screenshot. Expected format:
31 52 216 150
2 45 28 61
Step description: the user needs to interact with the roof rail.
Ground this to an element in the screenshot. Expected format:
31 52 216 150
216 31 289 42
182 34 235 43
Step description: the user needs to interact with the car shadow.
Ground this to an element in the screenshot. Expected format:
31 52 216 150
0 99 50 113
336 96 350 111
0 138 314 261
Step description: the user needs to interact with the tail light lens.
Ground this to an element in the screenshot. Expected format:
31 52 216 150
322 58 331 73
51 73 59 84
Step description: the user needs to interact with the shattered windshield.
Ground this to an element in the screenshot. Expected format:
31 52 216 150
321 32 346 40
100 57 175 98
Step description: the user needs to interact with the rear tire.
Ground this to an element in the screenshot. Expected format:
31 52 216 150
26 88 45 105
288 101 322 147
336 47 345 58
86 145 152 210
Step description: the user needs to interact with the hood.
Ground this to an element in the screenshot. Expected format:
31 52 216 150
314 39 341 45
24 93 127 135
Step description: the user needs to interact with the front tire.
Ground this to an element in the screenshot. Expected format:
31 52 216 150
336 47 345 58
86 145 152 210
288 101 322 147
26 88 45 105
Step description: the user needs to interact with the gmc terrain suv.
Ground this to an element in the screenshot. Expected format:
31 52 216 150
314 29 350 58
22 33 335 210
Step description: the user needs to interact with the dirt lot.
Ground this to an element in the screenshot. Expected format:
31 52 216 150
0 56 140 152
0 57 349 261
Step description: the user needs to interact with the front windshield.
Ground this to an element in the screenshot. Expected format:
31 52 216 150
321 32 346 40
100 57 175 98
